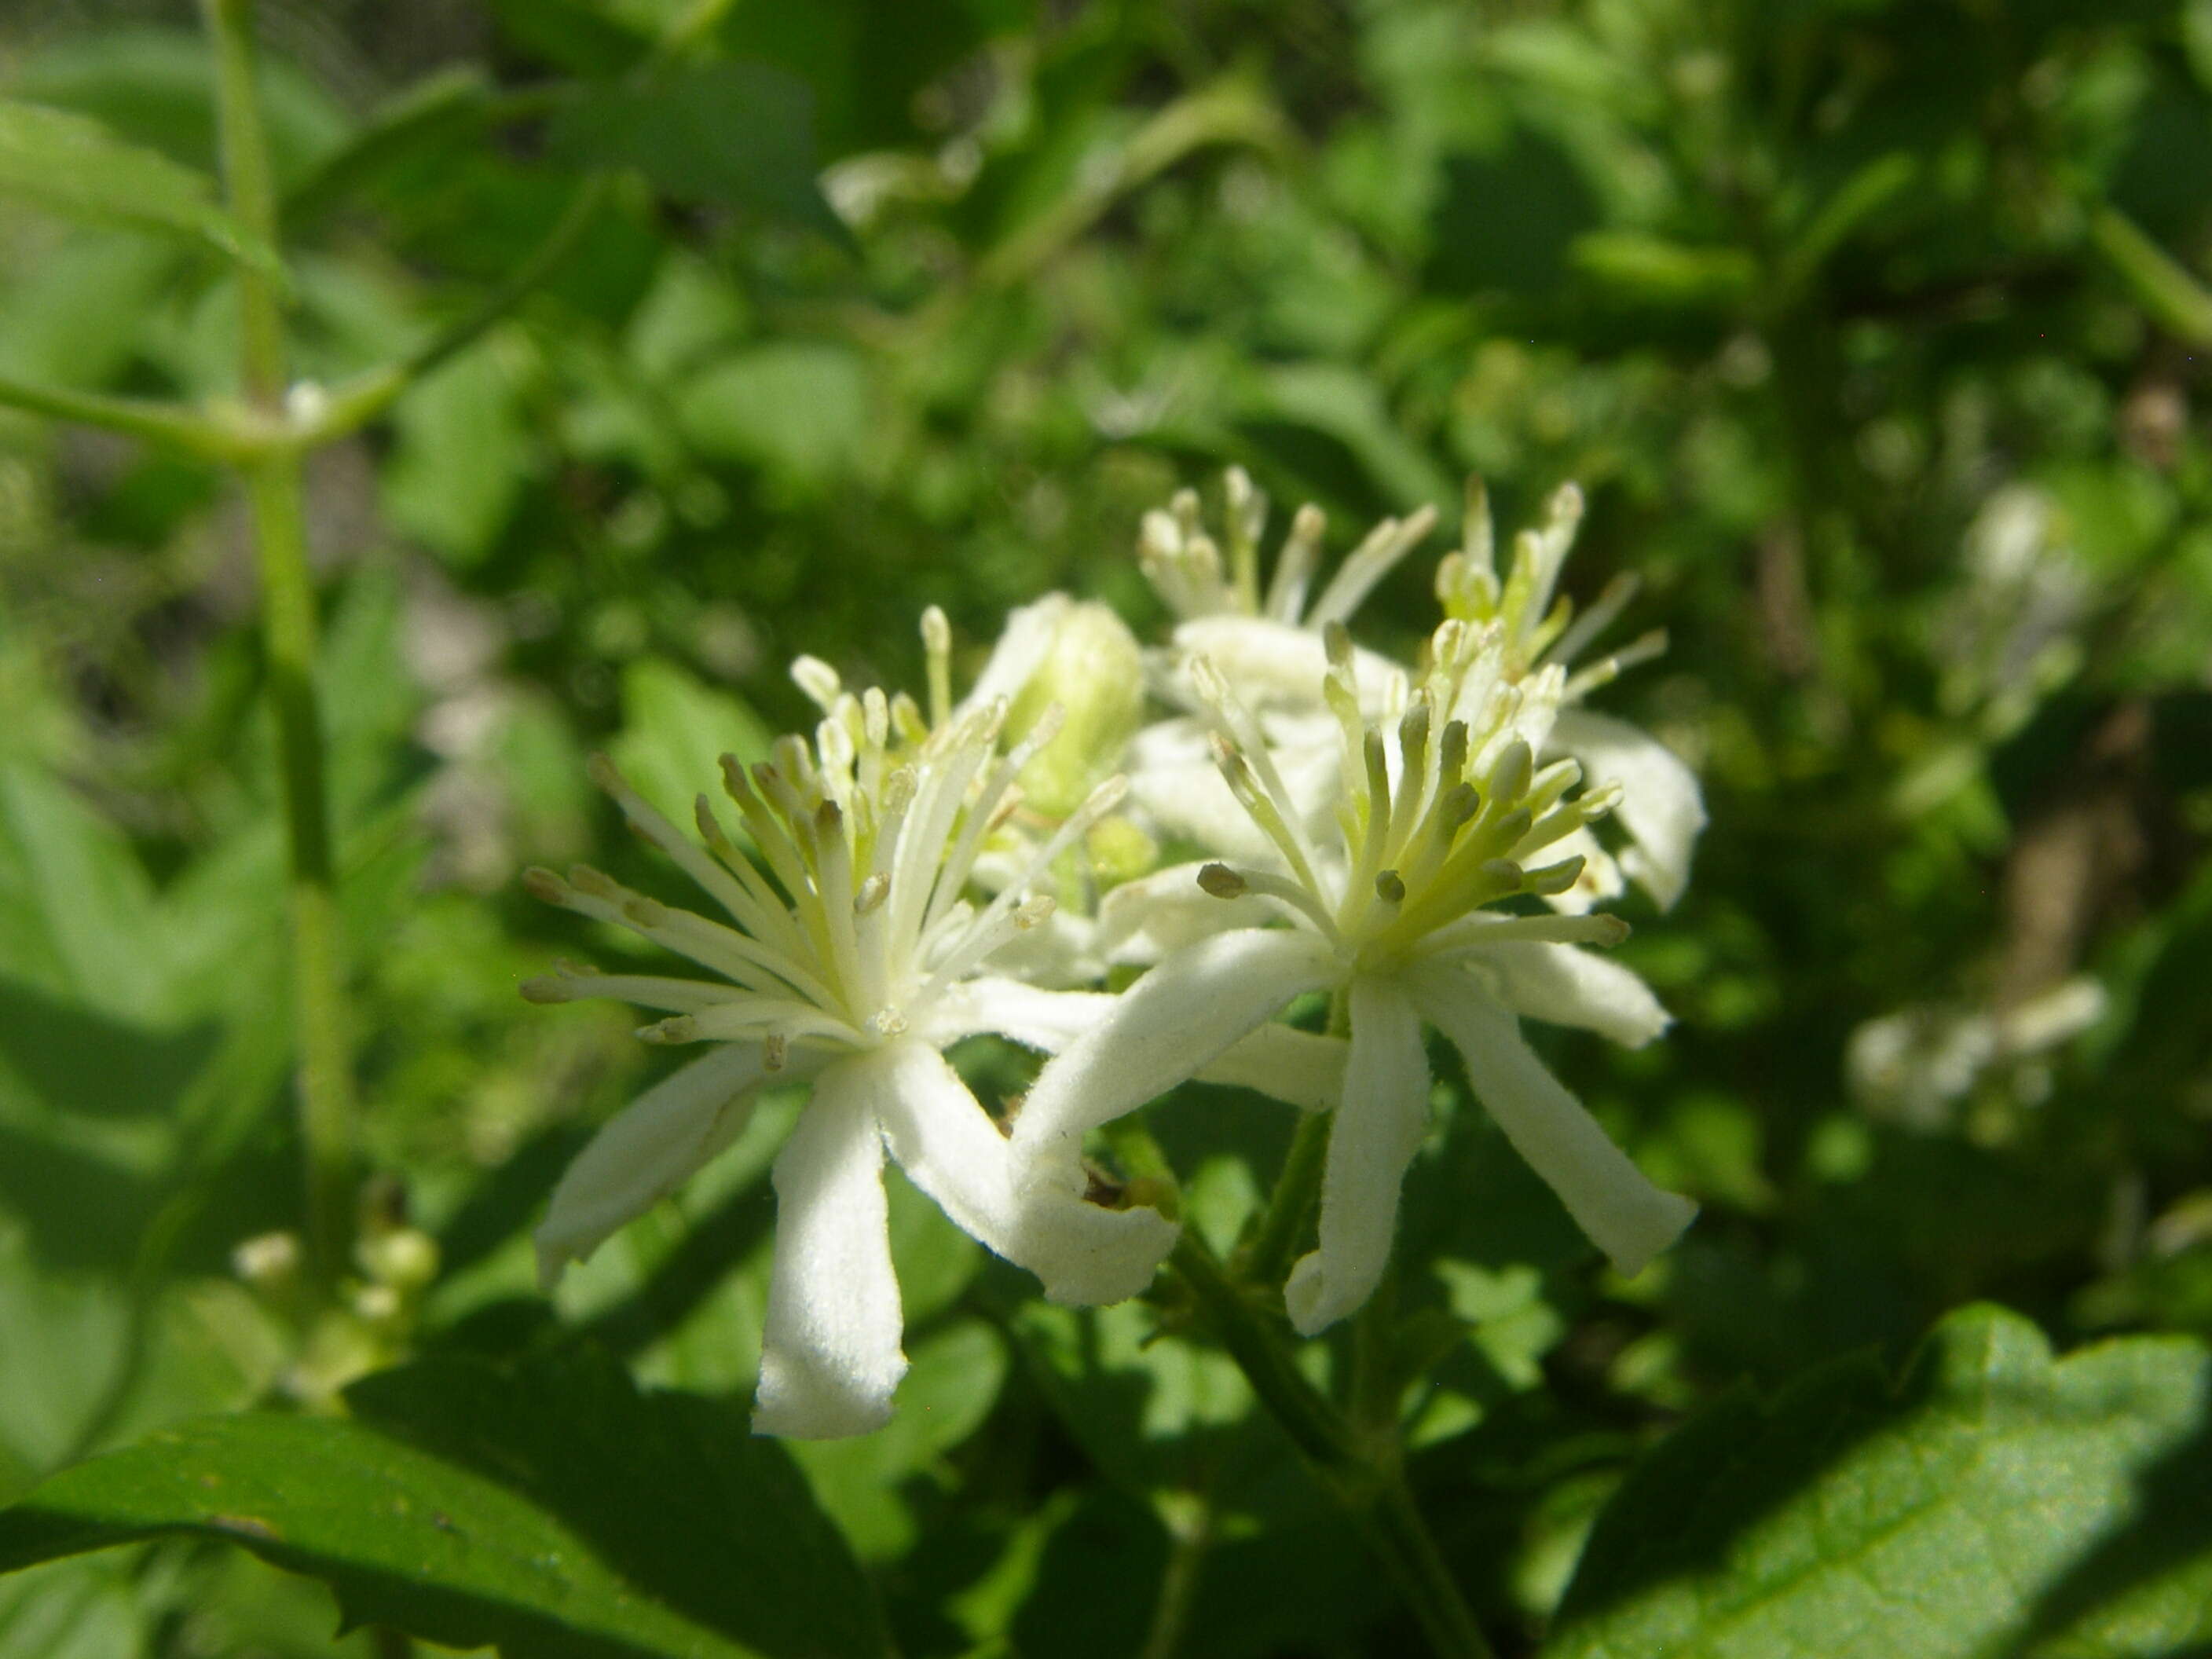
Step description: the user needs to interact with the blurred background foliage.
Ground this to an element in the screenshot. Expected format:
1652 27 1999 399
2 0 2210 1653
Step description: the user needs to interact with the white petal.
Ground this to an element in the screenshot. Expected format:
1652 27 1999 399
869 1039 1176 1306
1195 1024 1347 1111
1284 976 1431 1335
1533 824 1624 916
753 1054 904 1438
1012 928 1338 1171
1096 861 1273 965
923 976 1110 1053
1550 710 1705 910
1410 965 1695 1276
534 1044 786 1287
1455 943 1671 1049
1169 617 1403 715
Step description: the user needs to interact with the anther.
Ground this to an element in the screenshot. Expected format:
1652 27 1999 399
521 867 567 904
1522 855 1588 896
764 1032 789 1071
1375 870 1407 905
854 873 890 915
1197 862 1248 899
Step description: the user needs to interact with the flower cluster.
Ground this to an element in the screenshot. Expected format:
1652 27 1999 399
524 473 1705 1437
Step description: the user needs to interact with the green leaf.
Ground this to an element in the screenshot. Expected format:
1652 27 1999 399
547 61 851 246
791 1319 1006 1560
1549 1305 2212 1659
0 98 278 274
676 342 873 489
610 657 775 830
0 1348 890 1659
381 339 533 566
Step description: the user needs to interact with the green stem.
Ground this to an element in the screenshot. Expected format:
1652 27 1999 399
0 374 247 458
302 173 612 445
1167 1236 1496 1659
1239 1110 1329 1285
205 0 356 1286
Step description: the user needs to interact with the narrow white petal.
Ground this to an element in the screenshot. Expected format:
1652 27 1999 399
753 1055 905 1438
1096 861 1274 965
1410 965 1695 1276
534 1044 784 1287
1550 710 1705 910
1284 976 1431 1335
1170 617 1403 716
1012 928 1338 1171
1455 943 1671 1049
1195 1024 1348 1111
921 976 1110 1053
870 1039 1176 1306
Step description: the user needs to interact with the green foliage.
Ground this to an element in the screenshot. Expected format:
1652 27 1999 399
1552 1305 2212 1658
0 1348 888 1659
3 0 2212 1653
0 97 277 271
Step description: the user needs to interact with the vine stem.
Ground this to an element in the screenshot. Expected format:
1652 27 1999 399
1167 1236 1497 1659
204 0 357 1286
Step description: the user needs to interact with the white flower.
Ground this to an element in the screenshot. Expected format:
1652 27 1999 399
1014 622 1697 1335
1127 471 1706 913
523 659 1173 1438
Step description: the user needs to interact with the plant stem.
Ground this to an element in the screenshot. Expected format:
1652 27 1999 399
204 0 356 1286
0 374 246 458
302 173 612 445
1168 1236 1496 1659
1239 1109 1329 1285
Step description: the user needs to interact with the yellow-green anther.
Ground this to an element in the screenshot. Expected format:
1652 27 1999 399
1323 619 1355 672
1490 740 1533 808
1438 720 1470 786
1522 855 1588 896
1375 870 1407 905
854 873 890 915
1440 781 1481 830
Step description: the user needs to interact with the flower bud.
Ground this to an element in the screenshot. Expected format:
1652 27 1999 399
992 598 1145 818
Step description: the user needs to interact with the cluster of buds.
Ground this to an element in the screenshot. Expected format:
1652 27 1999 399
525 471 1705 1436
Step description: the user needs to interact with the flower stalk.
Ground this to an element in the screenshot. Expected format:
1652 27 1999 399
1168 1234 1496 1659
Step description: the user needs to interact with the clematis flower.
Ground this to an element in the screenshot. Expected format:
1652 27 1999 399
522 643 1174 1438
1126 471 1705 913
1014 621 1697 1335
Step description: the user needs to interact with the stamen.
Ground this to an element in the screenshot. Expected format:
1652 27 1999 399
764 1032 789 1071
1489 739 1533 808
921 606 953 730
1225 464 1265 613
1522 855 1588 895
1265 501 1327 621
1547 571 1640 668
1375 870 1406 905
790 655 841 713
1197 862 1247 898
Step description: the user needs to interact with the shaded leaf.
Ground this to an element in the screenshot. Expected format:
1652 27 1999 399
1551 1305 2212 1659
0 1347 889 1659
548 61 850 245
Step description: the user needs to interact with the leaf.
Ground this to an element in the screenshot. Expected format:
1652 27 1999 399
0 98 278 273
676 342 873 489
547 61 851 246
609 657 776 830
0 1347 891 1659
381 339 533 566
1549 1305 2212 1659
790 1320 1007 1560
